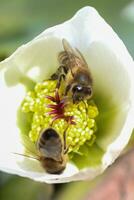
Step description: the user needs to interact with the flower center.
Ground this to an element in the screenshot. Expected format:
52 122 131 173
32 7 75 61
21 80 99 156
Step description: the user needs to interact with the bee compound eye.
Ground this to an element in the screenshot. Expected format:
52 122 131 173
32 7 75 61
77 86 83 91
73 85 83 93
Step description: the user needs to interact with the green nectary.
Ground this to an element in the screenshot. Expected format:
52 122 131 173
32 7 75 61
21 80 99 156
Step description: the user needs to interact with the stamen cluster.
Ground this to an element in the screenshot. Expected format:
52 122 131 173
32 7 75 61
46 89 75 125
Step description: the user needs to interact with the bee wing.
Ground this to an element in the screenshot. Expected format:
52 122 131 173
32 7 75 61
62 39 76 54
75 48 88 68
21 134 40 158
37 128 63 161
62 39 88 71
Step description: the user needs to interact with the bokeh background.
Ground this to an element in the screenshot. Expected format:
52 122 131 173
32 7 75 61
0 0 134 200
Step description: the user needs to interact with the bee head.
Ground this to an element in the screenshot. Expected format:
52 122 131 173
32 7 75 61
72 85 93 103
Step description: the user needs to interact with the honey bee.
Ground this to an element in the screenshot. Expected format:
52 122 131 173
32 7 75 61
51 39 93 103
37 127 68 174
17 127 68 174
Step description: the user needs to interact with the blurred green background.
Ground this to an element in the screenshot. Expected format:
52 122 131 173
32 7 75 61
0 0 134 199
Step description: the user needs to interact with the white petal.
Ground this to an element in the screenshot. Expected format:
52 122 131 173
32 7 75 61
0 6 134 183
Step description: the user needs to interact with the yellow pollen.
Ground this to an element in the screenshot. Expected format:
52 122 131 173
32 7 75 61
21 80 99 155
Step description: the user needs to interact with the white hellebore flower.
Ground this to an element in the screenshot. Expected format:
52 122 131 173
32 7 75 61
0 6 134 184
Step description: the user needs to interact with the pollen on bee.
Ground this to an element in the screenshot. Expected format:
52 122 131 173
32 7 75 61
21 80 99 156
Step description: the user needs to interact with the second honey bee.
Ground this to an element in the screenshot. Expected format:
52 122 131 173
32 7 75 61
20 127 68 174
37 127 68 174
51 39 93 103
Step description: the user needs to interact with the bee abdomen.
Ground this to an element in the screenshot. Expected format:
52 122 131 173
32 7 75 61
40 157 66 174
37 128 63 160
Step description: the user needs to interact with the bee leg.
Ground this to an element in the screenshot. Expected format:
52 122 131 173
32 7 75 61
63 126 69 154
82 100 88 121
56 74 65 89
64 84 71 96
64 146 70 154
50 65 65 80
50 69 61 80
50 73 59 80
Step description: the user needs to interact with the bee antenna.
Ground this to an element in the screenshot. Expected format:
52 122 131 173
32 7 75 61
12 152 39 161
82 100 88 119
64 146 69 154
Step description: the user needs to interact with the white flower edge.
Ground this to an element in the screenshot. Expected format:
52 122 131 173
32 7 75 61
0 6 133 184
